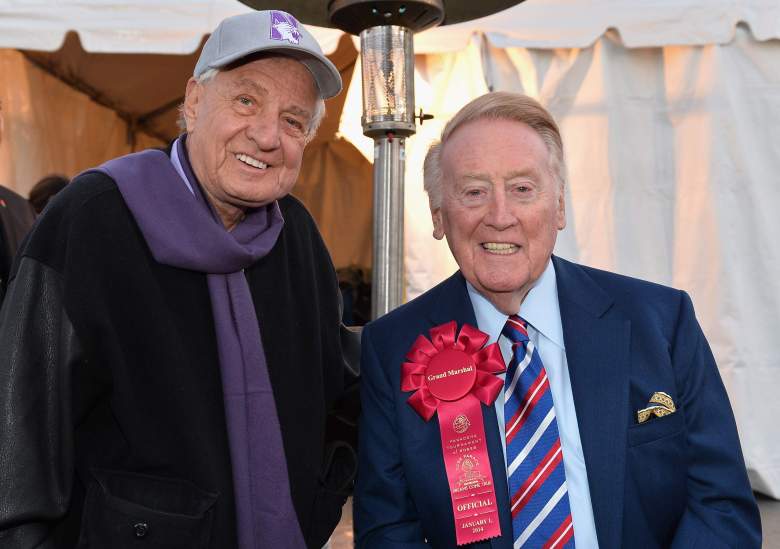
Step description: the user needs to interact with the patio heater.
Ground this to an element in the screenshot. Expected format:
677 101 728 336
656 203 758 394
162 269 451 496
240 0 523 318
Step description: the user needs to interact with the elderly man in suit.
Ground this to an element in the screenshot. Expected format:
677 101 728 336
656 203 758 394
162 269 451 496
354 92 760 548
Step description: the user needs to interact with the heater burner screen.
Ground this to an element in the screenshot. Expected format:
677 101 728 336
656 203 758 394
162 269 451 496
360 25 416 136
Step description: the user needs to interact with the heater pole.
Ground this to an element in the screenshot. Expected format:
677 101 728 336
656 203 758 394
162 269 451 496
371 136 406 318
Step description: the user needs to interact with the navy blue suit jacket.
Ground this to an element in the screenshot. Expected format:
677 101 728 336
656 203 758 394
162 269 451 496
354 256 761 548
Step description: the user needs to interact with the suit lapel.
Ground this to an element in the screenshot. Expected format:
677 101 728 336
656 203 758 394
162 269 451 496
429 273 513 549
553 257 630 549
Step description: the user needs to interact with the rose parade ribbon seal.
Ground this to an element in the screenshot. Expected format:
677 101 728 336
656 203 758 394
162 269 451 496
401 321 506 545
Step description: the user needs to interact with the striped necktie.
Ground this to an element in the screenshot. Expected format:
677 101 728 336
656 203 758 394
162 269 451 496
502 315 575 548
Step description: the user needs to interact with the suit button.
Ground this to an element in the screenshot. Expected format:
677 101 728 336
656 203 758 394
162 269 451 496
133 522 149 538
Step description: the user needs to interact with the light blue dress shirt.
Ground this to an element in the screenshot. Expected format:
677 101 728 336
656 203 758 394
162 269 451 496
467 259 599 548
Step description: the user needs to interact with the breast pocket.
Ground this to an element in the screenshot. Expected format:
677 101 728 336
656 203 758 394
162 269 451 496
77 469 218 549
627 410 684 448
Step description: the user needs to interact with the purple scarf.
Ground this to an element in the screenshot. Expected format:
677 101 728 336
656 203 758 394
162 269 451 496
93 136 306 548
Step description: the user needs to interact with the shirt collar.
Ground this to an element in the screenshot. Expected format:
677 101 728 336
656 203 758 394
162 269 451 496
520 259 565 349
466 258 565 349
170 136 196 196
467 283 506 345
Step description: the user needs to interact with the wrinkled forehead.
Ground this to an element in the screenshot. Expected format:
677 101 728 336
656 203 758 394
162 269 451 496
440 118 552 178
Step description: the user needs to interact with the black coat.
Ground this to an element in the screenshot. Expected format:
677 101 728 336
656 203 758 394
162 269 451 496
0 170 357 548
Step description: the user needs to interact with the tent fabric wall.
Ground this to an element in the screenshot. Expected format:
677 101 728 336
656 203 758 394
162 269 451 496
294 137 373 270
0 49 163 196
357 26 779 497
292 35 373 271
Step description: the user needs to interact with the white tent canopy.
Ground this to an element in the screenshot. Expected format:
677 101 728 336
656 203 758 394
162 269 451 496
2 0 779 54
1 0 779 499
417 0 780 50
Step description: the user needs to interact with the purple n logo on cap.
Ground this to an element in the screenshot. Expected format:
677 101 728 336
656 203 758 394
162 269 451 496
269 11 301 45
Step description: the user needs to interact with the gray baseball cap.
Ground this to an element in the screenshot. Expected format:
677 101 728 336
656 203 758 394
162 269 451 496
194 10 342 99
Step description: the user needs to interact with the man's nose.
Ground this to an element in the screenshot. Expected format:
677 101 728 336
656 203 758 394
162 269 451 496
246 114 282 151
483 190 517 230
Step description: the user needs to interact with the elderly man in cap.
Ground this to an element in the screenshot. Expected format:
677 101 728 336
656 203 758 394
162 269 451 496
0 10 356 549
355 92 760 548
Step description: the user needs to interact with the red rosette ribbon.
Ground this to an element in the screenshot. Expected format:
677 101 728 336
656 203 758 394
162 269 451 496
400 321 506 545
401 320 506 421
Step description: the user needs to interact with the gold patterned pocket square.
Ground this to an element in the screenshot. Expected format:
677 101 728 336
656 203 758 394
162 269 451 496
636 391 676 424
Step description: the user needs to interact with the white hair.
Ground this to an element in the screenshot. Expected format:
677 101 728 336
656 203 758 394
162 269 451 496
196 68 220 85
177 67 326 142
423 92 567 210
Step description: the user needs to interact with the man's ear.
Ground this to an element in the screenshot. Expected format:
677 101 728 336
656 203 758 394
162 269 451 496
556 185 566 231
431 204 445 240
182 77 201 132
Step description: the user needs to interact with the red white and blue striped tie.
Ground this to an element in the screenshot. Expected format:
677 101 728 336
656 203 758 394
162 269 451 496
503 315 575 548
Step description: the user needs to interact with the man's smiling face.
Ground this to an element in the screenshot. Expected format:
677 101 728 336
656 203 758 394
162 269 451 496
183 55 318 227
431 117 566 313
